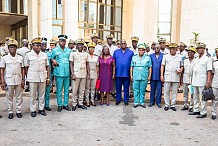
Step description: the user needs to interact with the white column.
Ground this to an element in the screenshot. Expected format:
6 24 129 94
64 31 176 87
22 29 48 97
63 0 79 40
40 0 53 42
28 0 39 41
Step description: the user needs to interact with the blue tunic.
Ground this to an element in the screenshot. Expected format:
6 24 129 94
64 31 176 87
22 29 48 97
131 54 152 80
113 48 134 77
51 46 72 77
150 53 163 81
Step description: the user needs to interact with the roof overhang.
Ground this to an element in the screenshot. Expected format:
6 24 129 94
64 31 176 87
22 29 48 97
0 13 28 25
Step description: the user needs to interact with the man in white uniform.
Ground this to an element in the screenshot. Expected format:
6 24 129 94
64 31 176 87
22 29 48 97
161 43 184 111
188 42 212 118
181 46 196 112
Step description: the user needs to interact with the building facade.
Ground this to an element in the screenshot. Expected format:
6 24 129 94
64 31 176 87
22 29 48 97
0 0 218 50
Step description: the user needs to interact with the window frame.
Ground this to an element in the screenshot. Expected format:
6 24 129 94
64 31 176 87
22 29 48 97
52 0 63 37
78 0 123 41
157 0 173 42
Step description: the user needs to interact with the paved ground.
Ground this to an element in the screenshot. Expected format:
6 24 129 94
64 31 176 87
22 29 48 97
0 93 217 146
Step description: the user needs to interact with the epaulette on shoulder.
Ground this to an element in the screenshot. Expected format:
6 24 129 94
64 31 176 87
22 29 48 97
206 55 211 58
17 53 22 57
25 51 31 55
94 54 98 56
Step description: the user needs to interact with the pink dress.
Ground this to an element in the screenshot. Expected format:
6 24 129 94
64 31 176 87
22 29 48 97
98 56 114 92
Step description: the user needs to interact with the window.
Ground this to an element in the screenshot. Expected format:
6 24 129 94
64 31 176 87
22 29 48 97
2 0 27 14
5 0 17 13
52 0 63 38
79 0 122 41
20 0 27 14
157 0 172 42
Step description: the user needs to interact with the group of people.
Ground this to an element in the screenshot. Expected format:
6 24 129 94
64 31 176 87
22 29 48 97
0 33 217 121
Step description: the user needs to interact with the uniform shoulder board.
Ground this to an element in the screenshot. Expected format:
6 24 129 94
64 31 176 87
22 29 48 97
17 53 22 57
25 51 31 55
94 54 98 56
206 55 211 58
133 54 138 56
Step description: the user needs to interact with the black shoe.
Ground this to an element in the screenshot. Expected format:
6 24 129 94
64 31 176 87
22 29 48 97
157 104 162 108
188 108 193 112
164 107 169 111
133 105 138 108
171 107 177 111
181 106 189 111
148 103 155 107
188 112 200 115
115 101 121 105
0 115 2 118
8 113 13 119
140 104 146 108
72 106 76 111
16 113 22 118
211 115 216 120
69 89 72 93
31 111 36 117
78 105 87 110
63 106 70 111
39 110 46 116
57 106 62 112
54 91 57 94
196 114 207 118
25 88 30 92
124 102 129 106
44 107 52 111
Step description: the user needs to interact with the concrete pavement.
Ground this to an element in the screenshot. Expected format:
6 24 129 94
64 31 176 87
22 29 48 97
0 95 217 146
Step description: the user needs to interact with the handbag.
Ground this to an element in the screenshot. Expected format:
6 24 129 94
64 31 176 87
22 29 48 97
94 92 100 101
95 79 100 90
202 87 215 101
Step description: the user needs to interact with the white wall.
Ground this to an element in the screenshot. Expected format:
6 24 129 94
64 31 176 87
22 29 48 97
180 0 218 52
131 0 159 44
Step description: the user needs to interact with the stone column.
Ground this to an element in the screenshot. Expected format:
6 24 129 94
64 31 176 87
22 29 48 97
27 0 39 41
40 0 53 42
63 0 79 40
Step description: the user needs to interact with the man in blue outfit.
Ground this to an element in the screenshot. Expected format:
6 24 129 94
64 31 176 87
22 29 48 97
113 39 134 106
51 35 72 112
149 45 163 108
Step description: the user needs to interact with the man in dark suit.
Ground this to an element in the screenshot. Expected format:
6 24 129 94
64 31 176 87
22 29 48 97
149 45 163 108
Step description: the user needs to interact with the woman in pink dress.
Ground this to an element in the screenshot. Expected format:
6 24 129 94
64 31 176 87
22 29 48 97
98 46 115 106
